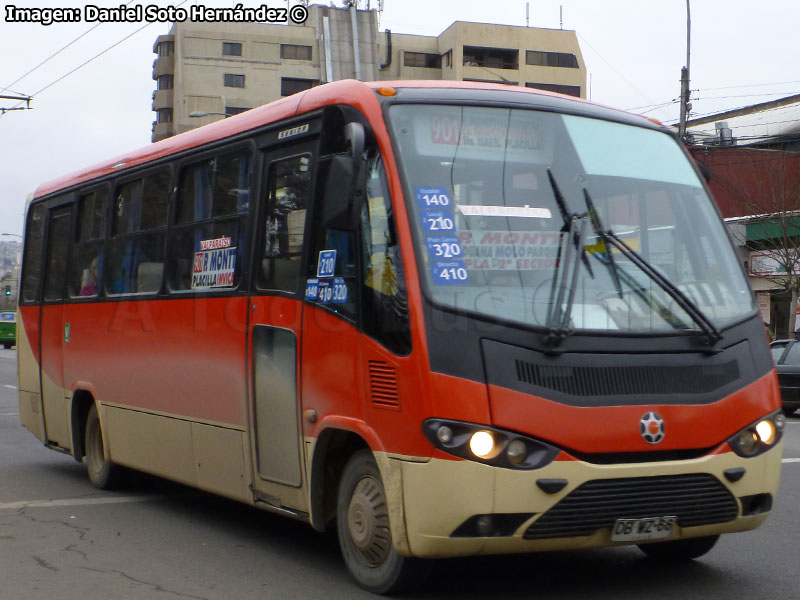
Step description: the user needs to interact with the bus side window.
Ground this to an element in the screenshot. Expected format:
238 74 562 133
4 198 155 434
70 189 107 298
106 170 170 296
360 155 411 354
258 154 311 292
304 153 357 320
170 150 250 292
21 204 47 303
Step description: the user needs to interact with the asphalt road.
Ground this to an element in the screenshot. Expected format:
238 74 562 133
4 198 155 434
1 346 798 600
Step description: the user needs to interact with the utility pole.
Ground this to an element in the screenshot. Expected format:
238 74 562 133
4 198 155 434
678 0 691 140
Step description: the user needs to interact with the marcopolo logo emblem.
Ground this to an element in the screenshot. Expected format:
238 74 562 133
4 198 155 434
640 412 665 444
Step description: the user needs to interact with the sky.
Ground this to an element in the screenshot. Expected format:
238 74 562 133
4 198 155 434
1 0 799 237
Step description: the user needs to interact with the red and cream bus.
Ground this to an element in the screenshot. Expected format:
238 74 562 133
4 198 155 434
17 80 784 593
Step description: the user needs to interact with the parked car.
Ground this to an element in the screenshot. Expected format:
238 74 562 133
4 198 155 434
0 311 15 349
770 339 800 416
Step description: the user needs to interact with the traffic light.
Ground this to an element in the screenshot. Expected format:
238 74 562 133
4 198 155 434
3 286 10 296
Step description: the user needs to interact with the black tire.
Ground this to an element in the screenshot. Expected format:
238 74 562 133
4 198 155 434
84 404 123 490
638 535 720 561
336 450 430 594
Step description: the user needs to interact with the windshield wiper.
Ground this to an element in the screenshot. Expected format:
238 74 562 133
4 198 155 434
583 188 623 300
582 188 723 348
544 170 593 346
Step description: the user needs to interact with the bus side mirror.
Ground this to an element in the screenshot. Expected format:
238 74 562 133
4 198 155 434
321 122 367 231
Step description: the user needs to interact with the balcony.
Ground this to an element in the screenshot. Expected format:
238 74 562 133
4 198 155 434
152 55 174 79
151 89 173 111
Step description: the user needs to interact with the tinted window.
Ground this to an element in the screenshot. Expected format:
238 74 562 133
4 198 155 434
783 342 800 365
21 204 46 303
360 155 411 354
44 209 71 302
771 343 788 363
77 189 107 241
177 150 251 224
258 154 311 292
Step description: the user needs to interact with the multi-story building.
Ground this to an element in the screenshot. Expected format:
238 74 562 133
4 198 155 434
152 4 585 141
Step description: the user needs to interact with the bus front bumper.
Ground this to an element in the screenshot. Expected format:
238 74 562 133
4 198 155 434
396 443 783 558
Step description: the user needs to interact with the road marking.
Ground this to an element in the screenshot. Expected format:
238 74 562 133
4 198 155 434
3 384 16 389
0 412 18 416
0 495 166 511
782 458 800 464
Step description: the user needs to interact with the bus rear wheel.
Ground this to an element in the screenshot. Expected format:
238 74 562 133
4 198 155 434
85 404 122 490
336 450 430 594
637 535 720 561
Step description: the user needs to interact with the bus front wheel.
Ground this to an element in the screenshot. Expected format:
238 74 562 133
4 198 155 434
637 535 720 561
336 450 430 594
84 404 122 490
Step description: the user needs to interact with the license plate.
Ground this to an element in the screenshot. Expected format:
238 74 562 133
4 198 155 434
611 516 676 542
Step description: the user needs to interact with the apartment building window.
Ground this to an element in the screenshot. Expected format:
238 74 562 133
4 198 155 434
404 51 442 68
225 106 250 116
156 41 174 57
526 50 579 68
442 50 452 68
156 108 173 123
156 74 173 90
525 82 581 97
222 42 243 56
280 44 312 60
281 77 318 96
224 73 245 88
463 46 518 70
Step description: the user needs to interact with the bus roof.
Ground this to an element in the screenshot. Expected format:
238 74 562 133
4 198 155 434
33 79 642 200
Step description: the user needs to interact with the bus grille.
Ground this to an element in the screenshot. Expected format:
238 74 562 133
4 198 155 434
523 474 738 540
514 360 739 397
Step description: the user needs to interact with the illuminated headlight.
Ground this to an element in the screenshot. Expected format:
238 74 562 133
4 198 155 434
729 411 784 458
469 431 495 458
421 419 559 470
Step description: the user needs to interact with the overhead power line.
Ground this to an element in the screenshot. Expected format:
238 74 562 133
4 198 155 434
0 0 189 120
0 0 137 95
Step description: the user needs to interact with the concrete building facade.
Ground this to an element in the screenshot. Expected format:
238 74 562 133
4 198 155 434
152 4 586 142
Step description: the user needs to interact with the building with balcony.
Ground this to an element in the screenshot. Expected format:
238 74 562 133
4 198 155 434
151 4 585 141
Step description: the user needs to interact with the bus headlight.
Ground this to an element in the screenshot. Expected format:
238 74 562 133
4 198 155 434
422 419 559 470
729 411 784 458
469 431 494 458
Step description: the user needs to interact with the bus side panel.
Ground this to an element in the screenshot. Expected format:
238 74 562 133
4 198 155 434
62 297 248 426
17 305 44 442
61 297 250 491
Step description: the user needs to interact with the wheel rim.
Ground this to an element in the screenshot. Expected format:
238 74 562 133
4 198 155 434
87 419 104 476
347 475 391 567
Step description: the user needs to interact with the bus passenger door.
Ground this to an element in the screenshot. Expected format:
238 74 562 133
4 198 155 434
39 206 72 448
247 144 316 512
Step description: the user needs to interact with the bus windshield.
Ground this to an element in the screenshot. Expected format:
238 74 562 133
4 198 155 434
388 104 754 333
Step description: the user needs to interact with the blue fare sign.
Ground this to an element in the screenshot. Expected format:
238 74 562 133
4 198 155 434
426 235 463 259
317 250 337 278
416 186 451 209
431 260 469 285
318 277 348 303
305 278 319 300
421 209 456 233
